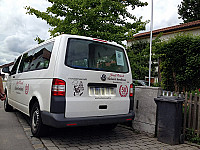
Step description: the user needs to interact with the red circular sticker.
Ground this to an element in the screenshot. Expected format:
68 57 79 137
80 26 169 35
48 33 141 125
119 85 128 97
25 84 29 95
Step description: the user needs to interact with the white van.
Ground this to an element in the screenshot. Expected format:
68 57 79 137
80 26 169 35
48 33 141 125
3 34 134 137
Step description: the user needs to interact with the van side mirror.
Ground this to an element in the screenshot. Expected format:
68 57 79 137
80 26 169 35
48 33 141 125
2 67 11 75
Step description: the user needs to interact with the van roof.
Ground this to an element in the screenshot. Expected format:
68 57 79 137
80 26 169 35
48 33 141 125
59 34 123 48
22 34 124 55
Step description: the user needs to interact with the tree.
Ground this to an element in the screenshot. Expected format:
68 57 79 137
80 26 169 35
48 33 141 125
127 41 149 80
127 37 160 80
178 0 200 23
155 34 200 92
26 0 148 44
34 36 45 44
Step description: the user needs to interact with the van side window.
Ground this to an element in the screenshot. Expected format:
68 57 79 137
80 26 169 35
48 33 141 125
10 56 22 75
18 42 54 73
30 42 54 70
18 50 34 73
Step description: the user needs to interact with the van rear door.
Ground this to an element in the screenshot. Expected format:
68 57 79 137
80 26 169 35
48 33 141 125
60 37 132 118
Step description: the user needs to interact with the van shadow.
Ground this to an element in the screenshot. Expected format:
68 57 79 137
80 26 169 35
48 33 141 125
46 125 135 147
19 110 136 145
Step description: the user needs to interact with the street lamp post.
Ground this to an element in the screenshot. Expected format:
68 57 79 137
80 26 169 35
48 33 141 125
149 0 153 86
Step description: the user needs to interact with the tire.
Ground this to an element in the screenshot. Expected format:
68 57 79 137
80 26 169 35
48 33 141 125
4 96 13 112
30 102 49 137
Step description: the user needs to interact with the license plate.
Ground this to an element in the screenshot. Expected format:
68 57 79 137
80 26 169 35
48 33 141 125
89 87 116 96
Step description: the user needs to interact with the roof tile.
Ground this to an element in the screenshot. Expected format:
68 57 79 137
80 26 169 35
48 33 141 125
133 20 200 38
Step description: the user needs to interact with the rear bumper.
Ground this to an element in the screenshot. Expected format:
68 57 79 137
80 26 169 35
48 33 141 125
41 111 135 128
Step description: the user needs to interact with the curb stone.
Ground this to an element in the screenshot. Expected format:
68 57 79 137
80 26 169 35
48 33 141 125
16 111 47 150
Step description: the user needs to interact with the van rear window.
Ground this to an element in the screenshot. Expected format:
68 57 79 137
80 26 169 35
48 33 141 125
65 38 128 73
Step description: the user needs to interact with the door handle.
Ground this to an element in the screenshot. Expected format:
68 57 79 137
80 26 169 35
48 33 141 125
13 76 15 78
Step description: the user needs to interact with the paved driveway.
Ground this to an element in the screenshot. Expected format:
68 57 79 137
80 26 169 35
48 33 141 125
15 111 200 150
0 101 34 150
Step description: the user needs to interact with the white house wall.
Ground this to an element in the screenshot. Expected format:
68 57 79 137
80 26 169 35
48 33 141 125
127 28 200 47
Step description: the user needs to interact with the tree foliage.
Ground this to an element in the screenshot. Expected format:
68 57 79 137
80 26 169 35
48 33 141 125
26 0 148 44
127 41 149 80
178 0 200 23
155 34 200 92
34 36 45 44
127 37 160 80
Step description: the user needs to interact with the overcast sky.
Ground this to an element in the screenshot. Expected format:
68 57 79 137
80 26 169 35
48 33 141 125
0 0 183 66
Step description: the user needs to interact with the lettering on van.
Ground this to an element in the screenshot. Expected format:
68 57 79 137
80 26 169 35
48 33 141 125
72 81 84 96
68 78 87 81
15 80 24 93
119 85 128 97
8 83 11 94
113 81 122 84
95 97 111 99
110 73 124 78
117 78 126 82
17 81 24 85
107 76 116 81
15 86 24 91
107 73 126 82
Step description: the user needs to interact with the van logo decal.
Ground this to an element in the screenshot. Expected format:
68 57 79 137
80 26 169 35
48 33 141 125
25 84 29 95
72 81 84 96
101 74 106 81
119 85 128 97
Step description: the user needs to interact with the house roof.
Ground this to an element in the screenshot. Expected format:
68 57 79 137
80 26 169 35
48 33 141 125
128 20 200 41
0 62 14 68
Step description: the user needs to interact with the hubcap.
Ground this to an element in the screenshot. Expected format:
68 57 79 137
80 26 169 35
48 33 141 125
32 108 40 131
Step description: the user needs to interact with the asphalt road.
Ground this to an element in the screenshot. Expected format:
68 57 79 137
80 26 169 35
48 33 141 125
0 100 34 150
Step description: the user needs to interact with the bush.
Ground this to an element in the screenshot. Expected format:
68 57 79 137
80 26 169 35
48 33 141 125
185 128 200 144
155 33 200 92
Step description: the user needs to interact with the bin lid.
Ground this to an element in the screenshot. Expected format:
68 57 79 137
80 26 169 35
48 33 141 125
154 96 184 103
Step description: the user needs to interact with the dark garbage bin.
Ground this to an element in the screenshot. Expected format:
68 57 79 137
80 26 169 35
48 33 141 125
154 96 184 145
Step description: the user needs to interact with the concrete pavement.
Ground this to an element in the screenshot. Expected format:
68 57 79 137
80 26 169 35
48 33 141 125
17 111 200 150
1 99 200 150
0 101 34 150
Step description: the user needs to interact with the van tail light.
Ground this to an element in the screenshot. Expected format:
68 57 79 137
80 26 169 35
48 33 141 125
130 84 134 97
52 78 66 96
126 118 132 121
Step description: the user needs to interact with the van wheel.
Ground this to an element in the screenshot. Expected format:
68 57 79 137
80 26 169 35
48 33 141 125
101 124 117 130
30 102 48 137
4 96 13 112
